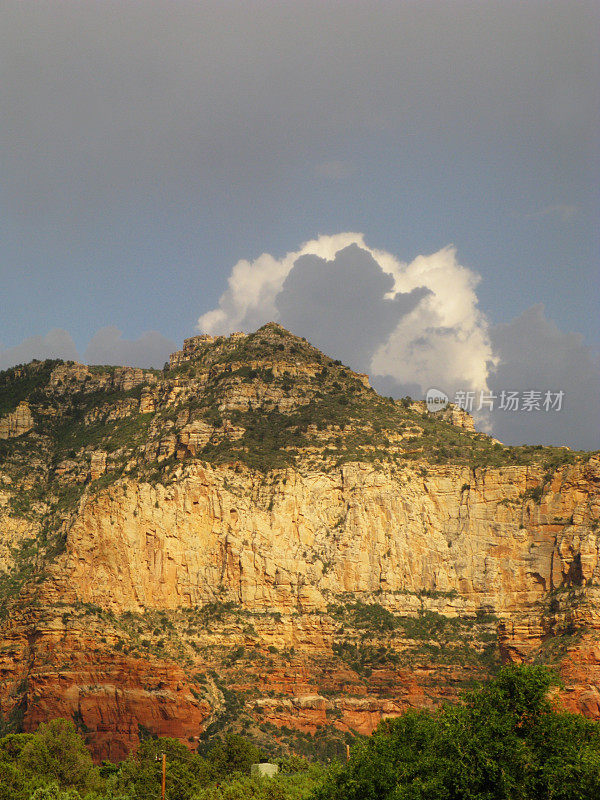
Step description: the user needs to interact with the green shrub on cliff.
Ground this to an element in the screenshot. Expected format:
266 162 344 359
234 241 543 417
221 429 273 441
0 360 60 417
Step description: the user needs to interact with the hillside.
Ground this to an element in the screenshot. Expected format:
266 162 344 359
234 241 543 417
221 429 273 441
0 323 598 761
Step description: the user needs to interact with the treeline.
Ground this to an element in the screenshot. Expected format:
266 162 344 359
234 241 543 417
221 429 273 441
315 665 600 800
1 666 599 800
0 725 324 800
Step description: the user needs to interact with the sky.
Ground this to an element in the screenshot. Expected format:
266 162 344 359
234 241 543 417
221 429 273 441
0 1 598 449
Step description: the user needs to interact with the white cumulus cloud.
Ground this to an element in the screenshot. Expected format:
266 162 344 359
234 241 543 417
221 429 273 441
198 233 368 336
369 245 495 397
198 233 495 399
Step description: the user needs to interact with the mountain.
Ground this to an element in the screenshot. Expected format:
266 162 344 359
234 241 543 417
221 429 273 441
0 322 598 761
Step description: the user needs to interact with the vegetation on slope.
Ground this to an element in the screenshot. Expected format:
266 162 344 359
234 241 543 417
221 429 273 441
0 327 597 756
0 325 591 483
0 667 598 800
0 328 588 602
314 665 600 800
0 718 326 800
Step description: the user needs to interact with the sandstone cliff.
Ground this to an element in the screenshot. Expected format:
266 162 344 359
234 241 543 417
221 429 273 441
0 324 598 760
0 402 34 439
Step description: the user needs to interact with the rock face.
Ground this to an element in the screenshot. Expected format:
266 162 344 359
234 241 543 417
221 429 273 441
404 400 476 432
0 325 598 761
169 333 245 370
0 402 34 439
61 460 599 615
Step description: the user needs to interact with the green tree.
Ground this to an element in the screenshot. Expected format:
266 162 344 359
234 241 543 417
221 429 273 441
313 665 600 800
28 784 81 800
203 734 265 777
191 766 325 800
18 719 100 793
111 737 214 800
0 734 34 800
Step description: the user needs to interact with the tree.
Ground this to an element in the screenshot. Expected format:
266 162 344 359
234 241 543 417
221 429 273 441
313 665 600 800
18 719 100 793
28 784 81 800
111 736 214 800
203 734 265 777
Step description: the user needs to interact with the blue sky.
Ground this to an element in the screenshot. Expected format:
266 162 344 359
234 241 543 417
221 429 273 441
1 1 598 448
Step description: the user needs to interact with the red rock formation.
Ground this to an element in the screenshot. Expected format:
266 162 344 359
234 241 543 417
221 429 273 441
0 329 598 760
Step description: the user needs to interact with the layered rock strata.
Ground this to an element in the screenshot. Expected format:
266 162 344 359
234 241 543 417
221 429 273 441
0 324 598 760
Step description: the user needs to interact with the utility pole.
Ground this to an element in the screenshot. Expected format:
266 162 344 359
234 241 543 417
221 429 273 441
161 752 166 800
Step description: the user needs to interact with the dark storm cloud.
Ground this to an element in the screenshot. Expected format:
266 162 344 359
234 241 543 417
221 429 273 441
1 1 597 216
0 328 176 371
83 328 176 368
275 244 430 372
488 305 600 450
0 330 78 370
1 2 597 451
369 374 423 403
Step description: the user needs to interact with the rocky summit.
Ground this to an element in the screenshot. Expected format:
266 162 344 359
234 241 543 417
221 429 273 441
0 323 598 761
